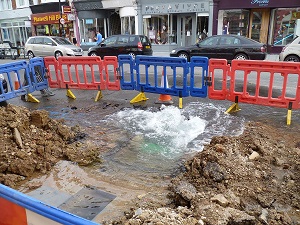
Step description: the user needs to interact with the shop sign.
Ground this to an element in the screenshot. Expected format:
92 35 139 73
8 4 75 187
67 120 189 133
142 2 209 15
31 12 69 25
62 6 72 14
250 0 269 7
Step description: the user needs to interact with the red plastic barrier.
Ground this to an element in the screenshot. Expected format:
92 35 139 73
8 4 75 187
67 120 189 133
57 56 106 90
43 56 61 88
208 59 230 100
228 60 300 109
103 56 120 91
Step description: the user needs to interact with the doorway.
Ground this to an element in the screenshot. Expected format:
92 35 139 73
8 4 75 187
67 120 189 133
249 9 270 43
178 14 196 47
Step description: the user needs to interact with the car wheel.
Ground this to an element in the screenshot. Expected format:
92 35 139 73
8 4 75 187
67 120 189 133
90 52 98 56
284 55 300 62
27 51 34 59
55 51 63 59
234 53 248 60
128 52 136 59
178 52 189 60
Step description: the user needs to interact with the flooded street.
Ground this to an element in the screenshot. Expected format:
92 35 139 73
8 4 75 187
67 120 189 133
9 87 300 224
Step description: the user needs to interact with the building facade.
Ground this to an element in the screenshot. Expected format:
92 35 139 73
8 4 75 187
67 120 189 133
139 0 213 52
0 0 37 47
213 0 300 53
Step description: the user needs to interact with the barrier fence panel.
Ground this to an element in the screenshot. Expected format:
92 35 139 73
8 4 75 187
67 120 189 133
207 59 229 100
228 60 300 109
0 60 31 102
0 184 99 225
189 56 209 98
103 56 120 91
118 55 136 90
28 57 49 91
44 56 61 88
57 56 106 90
135 56 190 97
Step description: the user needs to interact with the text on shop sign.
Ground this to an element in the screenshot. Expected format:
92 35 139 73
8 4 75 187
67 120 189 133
251 0 269 6
142 2 209 14
32 13 68 25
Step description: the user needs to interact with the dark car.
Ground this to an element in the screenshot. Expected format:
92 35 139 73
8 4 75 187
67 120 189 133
170 34 266 61
87 34 153 59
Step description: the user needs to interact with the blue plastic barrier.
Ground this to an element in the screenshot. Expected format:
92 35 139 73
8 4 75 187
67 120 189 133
0 60 31 102
0 184 99 225
135 56 190 97
189 56 209 97
29 57 49 91
118 55 136 90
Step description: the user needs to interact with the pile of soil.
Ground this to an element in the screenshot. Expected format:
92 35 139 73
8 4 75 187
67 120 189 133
0 104 101 188
118 122 300 225
0 104 299 225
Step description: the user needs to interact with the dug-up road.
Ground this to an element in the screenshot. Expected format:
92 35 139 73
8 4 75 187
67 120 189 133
1 87 299 225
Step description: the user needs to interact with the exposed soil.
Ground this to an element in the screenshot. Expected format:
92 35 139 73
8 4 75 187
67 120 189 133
0 104 299 225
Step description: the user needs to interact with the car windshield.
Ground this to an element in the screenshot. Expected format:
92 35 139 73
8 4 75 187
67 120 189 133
52 37 73 45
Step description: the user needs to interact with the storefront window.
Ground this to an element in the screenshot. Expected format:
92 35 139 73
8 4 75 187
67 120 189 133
272 8 300 46
143 14 177 45
1 21 30 46
221 10 250 36
80 18 105 43
121 16 135 34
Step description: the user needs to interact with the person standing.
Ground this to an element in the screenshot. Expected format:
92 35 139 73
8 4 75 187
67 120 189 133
96 30 102 44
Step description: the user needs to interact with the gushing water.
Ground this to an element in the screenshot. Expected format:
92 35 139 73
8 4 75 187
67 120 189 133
107 102 245 159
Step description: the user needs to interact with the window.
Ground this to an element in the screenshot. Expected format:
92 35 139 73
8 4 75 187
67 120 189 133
199 36 219 46
103 36 117 46
271 8 300 46
121 17 135 35
0 0 12 10
143 14 177 45
16 0 29 8
219 10 250 36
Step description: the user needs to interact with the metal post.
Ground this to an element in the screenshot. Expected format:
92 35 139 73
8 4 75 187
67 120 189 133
59 0 62 36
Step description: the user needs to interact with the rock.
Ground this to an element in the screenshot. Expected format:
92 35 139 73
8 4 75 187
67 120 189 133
249 151 260 160
13 128 22 148
259 208 268 224
203 162 225 182
211 194 229 207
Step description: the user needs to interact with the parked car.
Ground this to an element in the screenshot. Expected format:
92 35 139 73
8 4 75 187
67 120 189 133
87 34 153 59
279 35 300 62
25 36 83 59
170 34 266 61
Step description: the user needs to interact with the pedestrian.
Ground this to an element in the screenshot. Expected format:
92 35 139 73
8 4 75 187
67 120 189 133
96 30 102 45
21 66 54 101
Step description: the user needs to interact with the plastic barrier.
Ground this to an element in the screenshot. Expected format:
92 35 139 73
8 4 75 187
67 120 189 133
189 56 209 97
0 184 99 225
228 60 300 109
28 57 49 91
207 59 230 100
57 56 106 90
0 60 32 102
118 55 136 90
103 56 120 91
43 56 61 88
135 56 190 97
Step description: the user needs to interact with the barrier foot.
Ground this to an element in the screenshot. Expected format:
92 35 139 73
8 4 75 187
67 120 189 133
130 92 149 104
225 103 240 114
179 97 183 109
27 94 40 103
287 102 293 125
155 94 173 105
95 90 103 102
66 89 76 99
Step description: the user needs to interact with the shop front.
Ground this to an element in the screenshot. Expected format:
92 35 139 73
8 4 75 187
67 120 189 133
31 12 72 37
213 0 300 53
141 1 210 52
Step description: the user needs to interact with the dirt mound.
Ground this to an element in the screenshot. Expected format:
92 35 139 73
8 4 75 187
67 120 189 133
120 122 300 225
0 104 101 188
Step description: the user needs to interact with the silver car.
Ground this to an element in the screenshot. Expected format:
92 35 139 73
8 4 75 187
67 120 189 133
25 36 83 59
279 36 300 62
